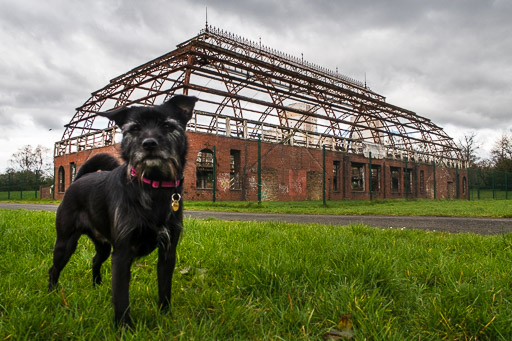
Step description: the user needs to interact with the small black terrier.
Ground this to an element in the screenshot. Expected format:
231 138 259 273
48 95 197 326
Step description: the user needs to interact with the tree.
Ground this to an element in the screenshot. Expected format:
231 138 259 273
457 131 480 167
490 131 512 173
8 145 52 177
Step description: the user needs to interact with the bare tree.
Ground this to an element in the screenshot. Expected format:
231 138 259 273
491 132 512 161
457 131 480 167
490 130 512 172
8 145 52 176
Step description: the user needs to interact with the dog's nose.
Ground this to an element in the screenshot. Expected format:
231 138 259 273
142 138 158 150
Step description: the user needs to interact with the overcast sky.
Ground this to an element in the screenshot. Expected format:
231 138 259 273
1 0 511 171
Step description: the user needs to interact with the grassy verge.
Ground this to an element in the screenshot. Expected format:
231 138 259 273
185 199 512 218
1 209 512 339
1 197 511 218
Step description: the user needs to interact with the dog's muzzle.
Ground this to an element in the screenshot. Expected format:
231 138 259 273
130 167 181 188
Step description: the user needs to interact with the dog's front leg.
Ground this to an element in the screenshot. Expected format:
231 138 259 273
111 248 134 327
157 236 178 310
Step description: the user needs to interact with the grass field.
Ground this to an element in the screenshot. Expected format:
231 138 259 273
185 199 512 218
2 193 511 218
1 209 512 339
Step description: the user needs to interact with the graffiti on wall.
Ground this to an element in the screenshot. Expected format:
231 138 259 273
217 173 231 192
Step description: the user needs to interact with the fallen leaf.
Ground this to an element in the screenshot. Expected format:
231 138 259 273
323 328 355 340
337 314 354 330
323 314 355 339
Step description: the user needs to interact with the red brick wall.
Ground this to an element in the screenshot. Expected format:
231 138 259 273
54 131 468 201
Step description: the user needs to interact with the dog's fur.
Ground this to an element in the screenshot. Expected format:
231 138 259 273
48 95 197 326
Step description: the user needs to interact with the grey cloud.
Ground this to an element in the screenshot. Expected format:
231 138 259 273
0 0 510 165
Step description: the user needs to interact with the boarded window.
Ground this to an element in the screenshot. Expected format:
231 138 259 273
230 149 241 190
351 163 365 192
196 149 214 189
390 167 400 193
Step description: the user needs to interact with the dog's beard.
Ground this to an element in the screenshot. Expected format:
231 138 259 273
131 154 180 183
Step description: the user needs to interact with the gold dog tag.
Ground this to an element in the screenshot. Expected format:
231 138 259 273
172 200 180 212
171 193 181 212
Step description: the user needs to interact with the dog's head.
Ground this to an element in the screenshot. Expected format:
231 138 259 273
98 95 197 183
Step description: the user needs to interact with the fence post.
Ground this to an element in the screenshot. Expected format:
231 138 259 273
322 144 326 206
492 171 496 199
50 167 55 200
405 157 409 200
8 173 11 200
467 168 471 201
506 172 508 200
212 145 216 203
35 170 39 199
432 161 437 199
477 168 481 200
20 172 23 200
456 165 459 199
369 152 373 201
257 135 262 204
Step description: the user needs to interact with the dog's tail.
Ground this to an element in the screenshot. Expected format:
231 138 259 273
75 153 121 180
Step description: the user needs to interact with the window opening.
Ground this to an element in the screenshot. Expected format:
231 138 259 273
70 163 76 183
196 149 214 189
230 149 241 190
58 166 65 193
390 167 400 193
370 165 380 192
333 160 341 192
351 163 365 192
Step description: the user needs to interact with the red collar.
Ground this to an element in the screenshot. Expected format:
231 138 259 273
130 168 181 188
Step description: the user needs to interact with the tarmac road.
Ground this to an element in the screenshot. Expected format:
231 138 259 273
1 202 511 235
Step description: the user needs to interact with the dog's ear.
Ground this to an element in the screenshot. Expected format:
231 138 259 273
164 95 198 125
97 107 131 128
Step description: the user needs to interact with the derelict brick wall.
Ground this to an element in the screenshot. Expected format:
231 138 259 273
53 145 121 200
54 131 468 201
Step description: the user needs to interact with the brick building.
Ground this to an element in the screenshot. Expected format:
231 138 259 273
54 27 466 201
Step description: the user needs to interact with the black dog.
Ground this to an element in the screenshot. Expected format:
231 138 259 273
48 95 197 326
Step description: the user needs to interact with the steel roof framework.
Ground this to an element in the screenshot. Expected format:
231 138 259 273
58 26 463 167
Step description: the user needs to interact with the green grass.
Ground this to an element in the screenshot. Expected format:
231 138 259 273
2 209 512 339
0 190 41 200
185 199 512 218
2 195 511 218
469 189 511 200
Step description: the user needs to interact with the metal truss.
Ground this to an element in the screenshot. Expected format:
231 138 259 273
58 26 464 167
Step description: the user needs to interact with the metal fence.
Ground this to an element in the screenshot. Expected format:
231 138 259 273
467 168 511 200
0 172 45 200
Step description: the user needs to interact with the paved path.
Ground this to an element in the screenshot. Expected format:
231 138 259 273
1 202 511 235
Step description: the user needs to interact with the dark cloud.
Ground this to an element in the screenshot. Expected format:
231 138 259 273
0 0 511 167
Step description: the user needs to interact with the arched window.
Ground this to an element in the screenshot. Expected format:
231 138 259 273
58 166 65 193
196 149 214 189
462 176 467 195
70 163 76 183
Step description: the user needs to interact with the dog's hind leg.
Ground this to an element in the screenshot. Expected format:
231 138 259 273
48 231 81 291
91 238 111 286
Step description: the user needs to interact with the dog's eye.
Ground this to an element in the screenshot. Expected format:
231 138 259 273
130 124 141 132
162 122 174 131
